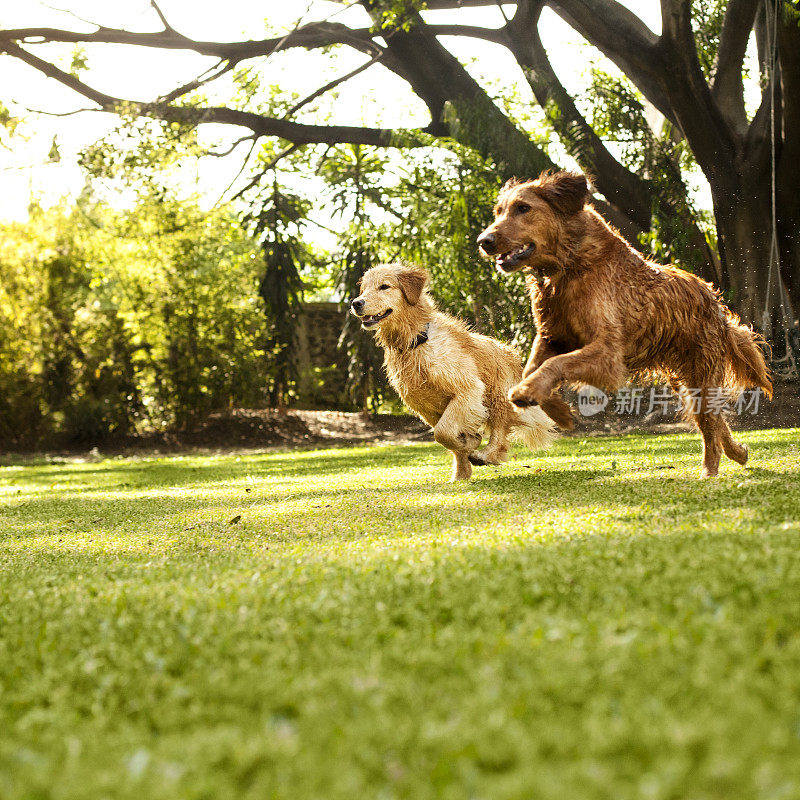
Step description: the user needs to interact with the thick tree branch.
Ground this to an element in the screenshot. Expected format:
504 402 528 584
711 0 759 134
422 0 506 6
1 40 431 148
0 20 507 62
360 0 555 178
0 22 382 61
508 0 652 230
776 1 800 301
659 0 738 189
544 0 675 126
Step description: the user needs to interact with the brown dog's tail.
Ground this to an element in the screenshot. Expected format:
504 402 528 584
723 317 773 398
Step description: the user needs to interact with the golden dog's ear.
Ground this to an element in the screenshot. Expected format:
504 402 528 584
534 171 590 215
397 266 428 306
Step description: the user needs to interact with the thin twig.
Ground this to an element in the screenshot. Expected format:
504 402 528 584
206 134 258 158
228 142 302 204
150 0 176 33
157 59 234 104
282 50 385 119
212 137 262 206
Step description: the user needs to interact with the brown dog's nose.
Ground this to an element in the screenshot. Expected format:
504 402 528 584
351 297 365 314
477 231 497 255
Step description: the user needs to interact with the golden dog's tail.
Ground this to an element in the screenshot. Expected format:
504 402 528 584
723 317 773 398
511 405 559 451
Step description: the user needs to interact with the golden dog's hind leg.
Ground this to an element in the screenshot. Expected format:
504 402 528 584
468 421 510 466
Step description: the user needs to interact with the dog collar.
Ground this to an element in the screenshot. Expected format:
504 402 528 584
407 322 430 351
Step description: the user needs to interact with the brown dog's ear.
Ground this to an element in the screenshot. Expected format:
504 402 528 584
501 176 525 192
534 171 590 215
397 266 428 306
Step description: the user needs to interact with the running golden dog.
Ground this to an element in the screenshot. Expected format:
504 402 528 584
477 170 772 477
350 264 556 480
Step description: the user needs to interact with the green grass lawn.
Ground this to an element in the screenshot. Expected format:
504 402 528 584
1 429 800 800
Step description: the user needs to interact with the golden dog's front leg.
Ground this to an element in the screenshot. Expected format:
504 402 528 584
432 388 487 481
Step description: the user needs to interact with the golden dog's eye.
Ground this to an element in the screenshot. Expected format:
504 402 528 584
515 203 531 214
379 284 391 291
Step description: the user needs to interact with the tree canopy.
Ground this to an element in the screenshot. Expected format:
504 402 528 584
1 1 799 362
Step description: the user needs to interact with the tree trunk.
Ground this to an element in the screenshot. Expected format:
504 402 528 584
713 192 773 326
711 168 797 335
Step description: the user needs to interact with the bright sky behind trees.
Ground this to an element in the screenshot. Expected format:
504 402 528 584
1 0 666 222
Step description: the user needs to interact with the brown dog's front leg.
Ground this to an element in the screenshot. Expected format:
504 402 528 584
522 335 559 379
509 384 574 429
511 340 625 428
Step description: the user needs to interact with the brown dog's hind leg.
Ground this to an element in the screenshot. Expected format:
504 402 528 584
675 376 748 477
678 382 741 478
696 411 723 478
720 418 748 466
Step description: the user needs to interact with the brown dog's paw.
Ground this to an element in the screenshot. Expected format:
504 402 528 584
508 383 541 408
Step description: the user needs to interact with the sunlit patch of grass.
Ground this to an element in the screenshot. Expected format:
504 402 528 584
1 429 800 799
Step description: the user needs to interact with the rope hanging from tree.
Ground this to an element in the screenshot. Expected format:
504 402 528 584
762 0 799 380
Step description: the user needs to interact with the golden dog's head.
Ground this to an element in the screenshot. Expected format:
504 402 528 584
477 171 590 274
350 263 428 329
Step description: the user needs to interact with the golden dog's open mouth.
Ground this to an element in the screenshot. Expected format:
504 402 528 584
360 309 393 328
496 243 536 273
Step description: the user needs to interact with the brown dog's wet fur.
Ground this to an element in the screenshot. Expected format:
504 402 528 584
478 171 773 477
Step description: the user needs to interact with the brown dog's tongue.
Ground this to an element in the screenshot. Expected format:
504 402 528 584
499 243 536 269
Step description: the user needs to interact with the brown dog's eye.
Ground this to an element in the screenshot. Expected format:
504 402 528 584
515 203 531 214
379 284 391 291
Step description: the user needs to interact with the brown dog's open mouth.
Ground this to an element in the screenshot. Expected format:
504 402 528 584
360 309 393 328
496 243 536 273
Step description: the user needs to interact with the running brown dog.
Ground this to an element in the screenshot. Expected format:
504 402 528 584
477 170 772 477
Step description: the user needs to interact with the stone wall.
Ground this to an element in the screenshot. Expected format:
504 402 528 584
293 302 350 408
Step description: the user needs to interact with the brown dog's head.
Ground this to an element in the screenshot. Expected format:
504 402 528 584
477 171 590 274
350 263 429 330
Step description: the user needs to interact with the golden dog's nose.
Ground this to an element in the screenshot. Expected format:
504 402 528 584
351 297 365 314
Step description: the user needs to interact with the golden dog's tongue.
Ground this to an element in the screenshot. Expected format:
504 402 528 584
361 308 393 327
